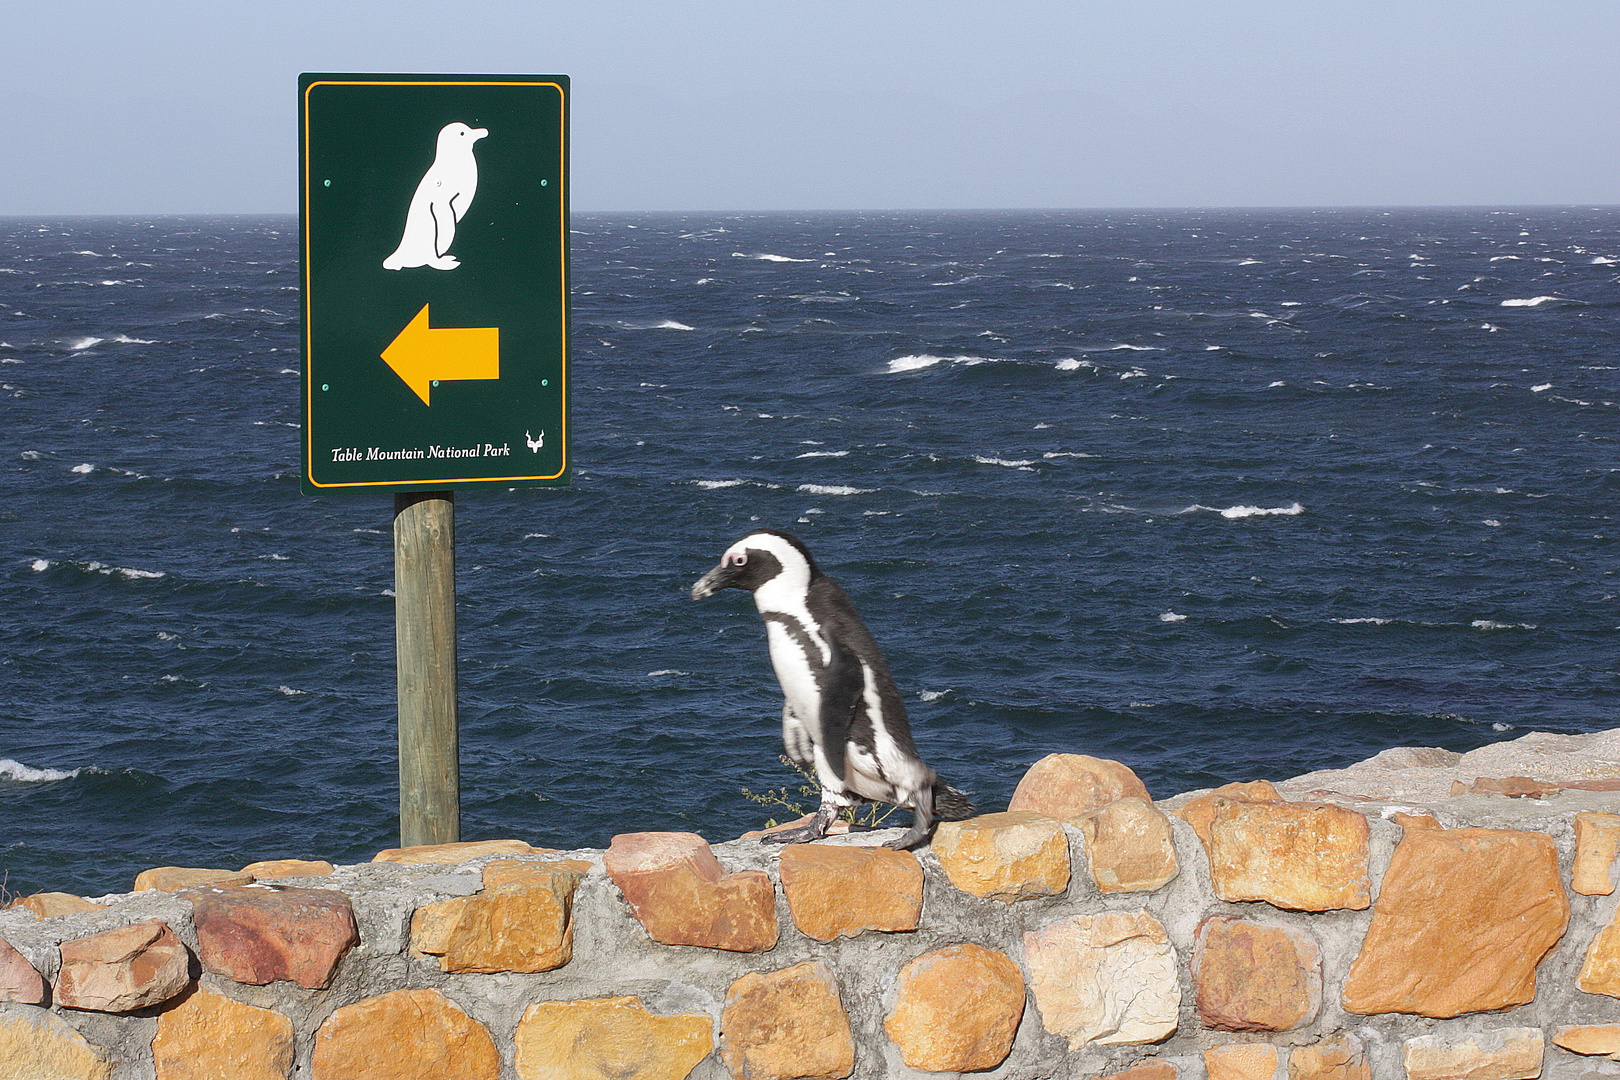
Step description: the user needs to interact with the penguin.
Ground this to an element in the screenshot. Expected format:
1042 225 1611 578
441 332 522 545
691 530 975 850
382 122 488 271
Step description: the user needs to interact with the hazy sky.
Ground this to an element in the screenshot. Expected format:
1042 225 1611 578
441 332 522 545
7 1 1618 214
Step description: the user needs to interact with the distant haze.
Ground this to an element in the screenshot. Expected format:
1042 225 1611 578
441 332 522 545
5 0 1618 214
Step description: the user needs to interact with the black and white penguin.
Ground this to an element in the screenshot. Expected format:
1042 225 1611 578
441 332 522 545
691 530 975 850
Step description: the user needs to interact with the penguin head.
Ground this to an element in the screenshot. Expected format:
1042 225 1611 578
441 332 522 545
691 530 817 600
438 122 489 151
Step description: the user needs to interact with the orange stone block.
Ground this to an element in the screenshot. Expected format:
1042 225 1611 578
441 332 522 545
240 859 335 878
884 944 1025 1071
1104 1063 1178 1080
1194 914 1321 1031
1207 1043 1281 1080
411 860 585 973
7 892 101 918
1009 753 1151 820
720 960 854 1080
1553 1025 1620 1059
310 988 500 1080
1579 906 1620 997
1573 812 1620 896
153 986 295 1080
0 1008 110 1080
1403 1029 1544 1080
0 934 46 1004
1177 780 1284 846
778 843 923 941
932 811 1070 902
1343 825 1569 1017
606 832 778 952
1204 800 1371 911
371 838 543 864
134 867 254 892
1289 1034 1370 1080
1079 796 1178 893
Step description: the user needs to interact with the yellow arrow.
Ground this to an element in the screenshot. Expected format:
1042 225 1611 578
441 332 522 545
381 304 499 406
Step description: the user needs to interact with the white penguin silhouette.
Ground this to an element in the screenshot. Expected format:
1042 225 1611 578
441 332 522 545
382 122 488 271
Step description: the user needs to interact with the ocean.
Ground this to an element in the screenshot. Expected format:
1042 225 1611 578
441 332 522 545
1 207 1616 897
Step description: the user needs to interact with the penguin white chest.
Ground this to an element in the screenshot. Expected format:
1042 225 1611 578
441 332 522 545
763 620 825 730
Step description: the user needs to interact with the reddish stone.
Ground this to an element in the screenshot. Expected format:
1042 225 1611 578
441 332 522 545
1009 753 1151 820
0 935 46 1004
56 919 192 1013
1107 1062 1179 1080
605 832 777 953
191 884 358 989
1193 915 1321 1031
1290 1034 1370 1080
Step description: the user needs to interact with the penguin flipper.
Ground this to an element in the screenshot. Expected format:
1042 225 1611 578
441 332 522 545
817 640 862 791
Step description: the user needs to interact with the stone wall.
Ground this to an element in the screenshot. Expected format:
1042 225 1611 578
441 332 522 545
5 728 1620 1080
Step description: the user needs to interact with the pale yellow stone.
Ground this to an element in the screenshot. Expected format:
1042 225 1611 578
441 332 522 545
153 986 295 1080
133 866 254 892
372 838 543 864
1079 796 1178 893
0 1006 111 1079
1206 800 1370 911
932 811 1069 902
1402 1029 1544 1080
240 859 335 878
1553 1025 1620 1060
1573 812 1620 895
1289 1034 1370 1080
1023 911 1180 1049
1207 1043 1281 1080
514 996 712 1080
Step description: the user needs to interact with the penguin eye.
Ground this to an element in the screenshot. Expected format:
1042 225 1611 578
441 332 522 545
726 551 747 568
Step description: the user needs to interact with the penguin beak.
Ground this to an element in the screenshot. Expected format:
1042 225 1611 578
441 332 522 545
691 562 736 601
470 127 488 142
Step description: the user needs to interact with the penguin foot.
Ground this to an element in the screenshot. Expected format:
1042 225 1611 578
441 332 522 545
882 824 933 851
428 255 460 270
758 822 827 845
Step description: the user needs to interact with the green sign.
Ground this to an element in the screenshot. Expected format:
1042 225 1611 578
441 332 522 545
299 73 569 493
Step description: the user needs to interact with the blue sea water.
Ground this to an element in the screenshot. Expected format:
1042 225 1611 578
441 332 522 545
1 208 1617 897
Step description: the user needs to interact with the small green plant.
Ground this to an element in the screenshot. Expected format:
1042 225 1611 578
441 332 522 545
740 755 898 830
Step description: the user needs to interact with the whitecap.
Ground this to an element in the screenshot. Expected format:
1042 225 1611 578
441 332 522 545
1159 612 1187 622
972 456 1036 468
70 463 94 474
1471 619 1535 631
1055 358 1083 371
1043 451 1095 459
67 336 104 350
1532 383 1552 392
919 689 949 702
1480 323 1501 332
1491 722 1514 731
653 319 695 330
795 450 848 458
1219 503 1305 519
1500 296 1566 307
1592 256 1616 265
733 252 813 262
1119 369 1149 379
277 686 309 696
796 484 874 496
1268 380 1286 388
694 479 748 489
888 354 944 372
1483 520 1503 527
20 450 44 460
113 567 164 580
0 759 79 782
647 670 688 677
1110 343 1160 351
30 558 49 571
1237 258 1262 266
1334 617 1392 625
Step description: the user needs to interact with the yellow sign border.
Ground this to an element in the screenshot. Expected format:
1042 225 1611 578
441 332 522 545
301 78 569 489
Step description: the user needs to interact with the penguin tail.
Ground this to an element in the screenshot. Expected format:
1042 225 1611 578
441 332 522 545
932 779 977 821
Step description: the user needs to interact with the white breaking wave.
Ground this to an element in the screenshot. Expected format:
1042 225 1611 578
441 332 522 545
1592 257 1616 265
1532 383 1553 393
1043 451 1095 459
1110 343 1160 351
277 686 309 696
1159 612 1187 622
972 456 1035 468
1500 296 1566 307
1333 617 1393 625
886 353 1006 372
795 450 848 459
693 479 748 489
733 252 813 262
1217 503 1305 519
1472 620 1536 631
647 670 688 677
919 689 949 702
0 759 80 782
797 483 874 496
67 337 104 350
70 463 94 474
652 319 694 330
36 558 165 580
